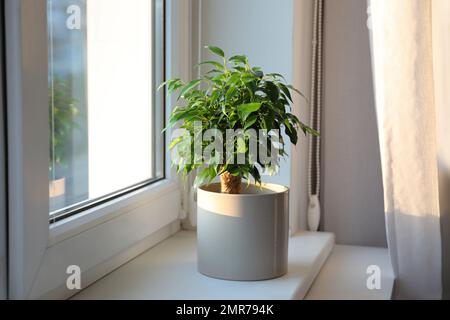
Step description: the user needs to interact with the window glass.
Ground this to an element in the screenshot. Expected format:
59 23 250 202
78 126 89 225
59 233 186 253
48 0 165 220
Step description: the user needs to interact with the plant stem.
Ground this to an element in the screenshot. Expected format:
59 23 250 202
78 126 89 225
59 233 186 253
220 171 242 194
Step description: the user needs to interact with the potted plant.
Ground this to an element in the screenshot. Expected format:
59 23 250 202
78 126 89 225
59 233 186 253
161 46 317 280
49 77 79 198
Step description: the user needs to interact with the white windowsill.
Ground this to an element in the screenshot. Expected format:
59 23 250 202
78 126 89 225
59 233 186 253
48 178 179 246
306 245 395 300
72 230 335 300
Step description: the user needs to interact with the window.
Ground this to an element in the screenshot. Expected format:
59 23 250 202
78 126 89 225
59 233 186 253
6 0 183 299
48 0 165 222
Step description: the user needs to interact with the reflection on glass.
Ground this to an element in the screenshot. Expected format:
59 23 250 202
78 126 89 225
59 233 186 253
48 0 164 218
48 0 88 213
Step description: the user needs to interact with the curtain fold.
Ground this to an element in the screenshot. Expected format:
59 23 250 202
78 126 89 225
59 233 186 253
369 0 442 299
432 0 450 299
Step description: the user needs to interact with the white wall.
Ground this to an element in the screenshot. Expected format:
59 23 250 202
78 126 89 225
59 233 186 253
193 0 294 187
321 0 386 247
432 0 450 299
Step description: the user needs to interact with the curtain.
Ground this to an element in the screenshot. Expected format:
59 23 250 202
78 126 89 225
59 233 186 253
433 0 450 299
369 0 442 299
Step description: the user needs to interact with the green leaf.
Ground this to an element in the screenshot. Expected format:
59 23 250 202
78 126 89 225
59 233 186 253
227 166 241 176
205 69 222 75
286 84 308 102
233 66 246 72
210 73 226 85
300 122 320 136
262 112 275 130
249 166 262 184
227 72 241 85
169 136 183 149
278 83 293 103
168 108 198 126
237 137 246 153
237 102 262 121
266 73 286 81
251 70 264 78
244 114 258 130
205 45 225 58
284 120 298 145
230 115 239 128
157 80 169 91
179 79 202 100
210 89 222 103
262 81 280 102
193 166 217 189
196 60 224 70
226 86 237 101
158 78 183 92
229 55 248 65
169 81 184 94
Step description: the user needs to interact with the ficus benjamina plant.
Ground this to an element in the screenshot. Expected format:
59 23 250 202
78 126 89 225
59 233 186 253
159 46 318 194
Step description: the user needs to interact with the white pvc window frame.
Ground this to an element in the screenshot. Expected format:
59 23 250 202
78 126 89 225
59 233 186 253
0 4 7 299
48 0 166 223
5 0 190 299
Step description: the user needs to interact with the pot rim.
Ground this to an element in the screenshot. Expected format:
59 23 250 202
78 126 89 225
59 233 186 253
198 182 289 197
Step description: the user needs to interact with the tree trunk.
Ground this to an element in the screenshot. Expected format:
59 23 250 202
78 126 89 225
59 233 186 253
220 171 242 194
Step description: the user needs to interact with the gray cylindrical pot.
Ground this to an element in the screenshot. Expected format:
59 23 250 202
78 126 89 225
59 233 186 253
197 183 289 281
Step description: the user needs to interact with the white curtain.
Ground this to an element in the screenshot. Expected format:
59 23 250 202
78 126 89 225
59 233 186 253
369 0 442 299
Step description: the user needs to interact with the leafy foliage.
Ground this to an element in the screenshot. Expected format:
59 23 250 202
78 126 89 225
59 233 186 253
49 77 80 178
160 46 318 188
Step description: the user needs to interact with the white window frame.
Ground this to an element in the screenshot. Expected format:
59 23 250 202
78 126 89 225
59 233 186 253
5 0 191 299
0 5 7 299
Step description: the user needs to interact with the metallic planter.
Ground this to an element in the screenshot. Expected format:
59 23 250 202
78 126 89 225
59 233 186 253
197 183 289 281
